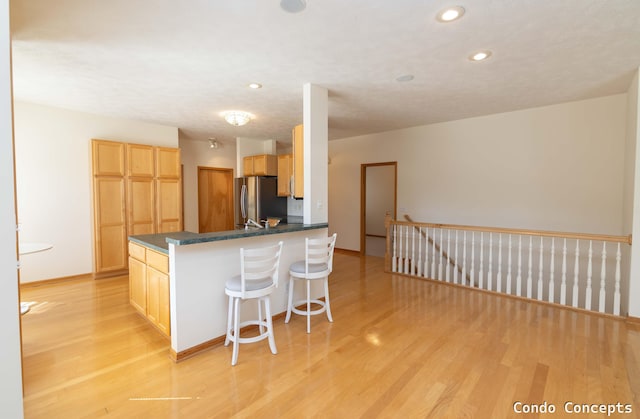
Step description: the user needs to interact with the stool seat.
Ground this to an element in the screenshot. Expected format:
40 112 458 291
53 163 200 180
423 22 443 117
285 234 337 333
224 241 283 366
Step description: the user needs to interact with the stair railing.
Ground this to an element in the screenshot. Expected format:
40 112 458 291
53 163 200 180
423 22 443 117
384 213 632 316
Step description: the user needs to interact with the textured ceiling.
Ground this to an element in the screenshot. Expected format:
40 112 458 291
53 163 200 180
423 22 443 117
9 0 640 144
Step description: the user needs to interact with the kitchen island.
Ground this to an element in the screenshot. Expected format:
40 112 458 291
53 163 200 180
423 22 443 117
129 223 328 361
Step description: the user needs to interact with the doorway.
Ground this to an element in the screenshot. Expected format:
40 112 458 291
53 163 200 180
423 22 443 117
360 162 397 256
197 166 234 233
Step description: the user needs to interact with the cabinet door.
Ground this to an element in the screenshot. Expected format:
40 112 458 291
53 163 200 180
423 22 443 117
277 154 293 197
156 147 181 179
127 177 155 235
147 266 170 336
92 140 125 176
292 124 304 198
156 178 183 233
93 177 128 273
127 144 155 177
128 256 147 315
243 156 254 176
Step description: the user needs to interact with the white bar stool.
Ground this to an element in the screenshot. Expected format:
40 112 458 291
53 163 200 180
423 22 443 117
224 241 283 366
285 233 337 333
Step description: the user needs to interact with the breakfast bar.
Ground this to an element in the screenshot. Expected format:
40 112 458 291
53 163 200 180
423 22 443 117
129 223 328 361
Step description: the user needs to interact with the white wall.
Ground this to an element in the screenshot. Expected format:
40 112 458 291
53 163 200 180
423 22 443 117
13 101 179 282
329 94 628 252
1 0 25 415
625 70 640 317
179 137 237 233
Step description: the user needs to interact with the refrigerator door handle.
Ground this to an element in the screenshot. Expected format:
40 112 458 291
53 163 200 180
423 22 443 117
241 184 247 219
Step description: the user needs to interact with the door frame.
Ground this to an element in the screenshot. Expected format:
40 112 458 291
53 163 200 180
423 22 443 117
360 162 397 256
197 166 234 233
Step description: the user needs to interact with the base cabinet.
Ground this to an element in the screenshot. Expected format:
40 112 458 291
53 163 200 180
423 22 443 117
128 241 170 337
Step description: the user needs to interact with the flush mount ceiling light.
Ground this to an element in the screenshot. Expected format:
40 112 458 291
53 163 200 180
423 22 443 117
248 82 262 89
436 6 465 22
469 50 492 61
208 138 219 149
222 110 253 126
280 0 306 13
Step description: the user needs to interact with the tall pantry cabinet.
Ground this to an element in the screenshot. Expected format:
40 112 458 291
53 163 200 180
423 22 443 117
92 139 182 276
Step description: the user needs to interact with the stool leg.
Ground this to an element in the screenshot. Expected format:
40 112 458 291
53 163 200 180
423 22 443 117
306 279 311 334
324 276 333 322
225 294 233 346
285 276 294 323
258 299 264 334
264 297 277 355
231 297 241 366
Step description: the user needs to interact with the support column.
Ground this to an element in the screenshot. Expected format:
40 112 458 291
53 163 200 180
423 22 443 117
302 83 328 224
626 68 640 318
0 0 26 415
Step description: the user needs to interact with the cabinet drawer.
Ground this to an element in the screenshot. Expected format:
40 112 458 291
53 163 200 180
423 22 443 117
129 242 146 261
146 249 169 273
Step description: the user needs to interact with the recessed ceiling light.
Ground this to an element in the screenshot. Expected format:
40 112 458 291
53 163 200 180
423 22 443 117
248 83 262 89
469 50 492 61
280 0 306 13
436 6 465 22
396 74 414 82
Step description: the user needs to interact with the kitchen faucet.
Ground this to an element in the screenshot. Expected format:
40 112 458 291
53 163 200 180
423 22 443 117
245 218 264 229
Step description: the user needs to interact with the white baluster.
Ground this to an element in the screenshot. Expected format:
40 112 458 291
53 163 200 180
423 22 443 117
404 226 410 274
462 231 467 285
417 227 423 277
572 240 580 308
438 229 444 280
537 236 544 301
614 243 621 315
446 230 451 282
392 225 397 273
431 227 436 279
507 235 513 294
548 238 555 303
488 233 493 291
398 225 403 273
424 227 430 278
514 235 521 296
479 232 484 290
497 234 503 292
454 231 459 284
561 239 567 305
411 225 416 276
585 241 593 311
470 232 476 287
527 236 533 299
599 242 607 313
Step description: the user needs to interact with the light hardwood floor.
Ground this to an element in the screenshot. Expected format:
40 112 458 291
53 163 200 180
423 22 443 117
20 252 640 418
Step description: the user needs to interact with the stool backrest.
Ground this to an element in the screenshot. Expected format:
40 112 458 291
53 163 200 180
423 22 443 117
305 233 337 274
240 241 283 296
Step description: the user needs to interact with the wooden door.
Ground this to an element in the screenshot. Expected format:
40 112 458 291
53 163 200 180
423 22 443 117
92 140 125 177
128 255 147 315
126 144 154 177
277 154 293 196
198 167 234 233
155 147 181 178
292 124 304 198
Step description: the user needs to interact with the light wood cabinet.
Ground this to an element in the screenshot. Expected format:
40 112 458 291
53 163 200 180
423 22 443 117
243 154 278 176
277 154 293 197
92 139 182 276
128 241 170 337
128 244 147 315
292 124 304 198
93 175 128 273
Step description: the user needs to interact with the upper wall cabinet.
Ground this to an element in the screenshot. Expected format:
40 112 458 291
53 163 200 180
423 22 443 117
92 140 125 177
156 147 181 179
126 144 155 177
243 154 278 176
277 154 293 197
292 124 304 198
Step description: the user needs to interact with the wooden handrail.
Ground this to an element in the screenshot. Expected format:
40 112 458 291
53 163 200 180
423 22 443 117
390 217 631 245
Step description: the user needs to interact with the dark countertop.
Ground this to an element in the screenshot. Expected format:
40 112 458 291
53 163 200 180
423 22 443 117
129 223 328 254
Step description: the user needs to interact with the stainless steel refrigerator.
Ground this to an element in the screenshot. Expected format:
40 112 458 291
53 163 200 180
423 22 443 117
235 176 287 227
